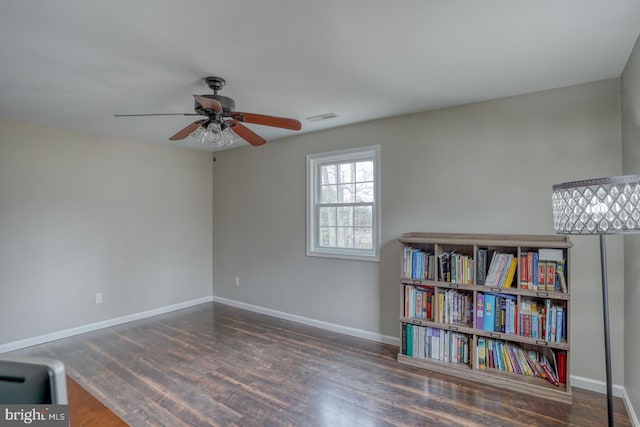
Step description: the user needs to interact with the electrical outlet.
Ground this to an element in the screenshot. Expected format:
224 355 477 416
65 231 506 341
234 277 240 287
94 293 103 304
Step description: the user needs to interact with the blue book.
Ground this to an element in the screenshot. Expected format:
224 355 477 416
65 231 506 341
476 293 485 329
556 307 564 342
503 295 517 335
483 294 496 332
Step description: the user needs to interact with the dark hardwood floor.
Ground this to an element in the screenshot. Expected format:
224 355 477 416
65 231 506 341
10 302 631 426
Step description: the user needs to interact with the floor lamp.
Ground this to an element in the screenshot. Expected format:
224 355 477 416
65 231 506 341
552 175 640 427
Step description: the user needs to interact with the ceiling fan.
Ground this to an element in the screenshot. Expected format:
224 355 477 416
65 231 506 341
115 76 302 147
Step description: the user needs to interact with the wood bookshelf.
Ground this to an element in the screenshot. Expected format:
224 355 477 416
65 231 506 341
398 232 572 403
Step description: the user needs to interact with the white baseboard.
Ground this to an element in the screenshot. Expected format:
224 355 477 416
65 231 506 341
622 387 640 427
0 295 213 353
570 375 626 398
211 295 399 346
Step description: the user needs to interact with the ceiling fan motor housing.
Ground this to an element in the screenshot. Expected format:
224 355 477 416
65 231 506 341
194 94 235 115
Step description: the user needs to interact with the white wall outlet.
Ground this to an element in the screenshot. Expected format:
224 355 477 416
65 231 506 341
94 292 103 304
234 277 240 287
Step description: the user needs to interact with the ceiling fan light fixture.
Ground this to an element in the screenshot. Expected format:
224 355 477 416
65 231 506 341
190 122 235 148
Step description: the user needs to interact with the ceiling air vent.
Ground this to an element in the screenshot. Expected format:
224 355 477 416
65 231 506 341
305 113 339 122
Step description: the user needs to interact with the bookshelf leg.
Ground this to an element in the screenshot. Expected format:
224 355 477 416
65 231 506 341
599 234 614 427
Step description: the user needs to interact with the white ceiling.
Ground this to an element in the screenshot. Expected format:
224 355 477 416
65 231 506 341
1 1 639 151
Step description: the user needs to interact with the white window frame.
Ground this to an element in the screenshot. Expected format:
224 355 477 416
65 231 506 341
306 145 380 262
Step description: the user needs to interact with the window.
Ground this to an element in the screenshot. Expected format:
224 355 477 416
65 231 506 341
307 145 380 261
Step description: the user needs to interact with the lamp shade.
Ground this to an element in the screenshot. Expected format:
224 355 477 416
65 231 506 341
552 175 640 234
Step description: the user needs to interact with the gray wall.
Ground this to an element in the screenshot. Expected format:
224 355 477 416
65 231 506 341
212 79 624 385
0 119 213 345
622 35 640 417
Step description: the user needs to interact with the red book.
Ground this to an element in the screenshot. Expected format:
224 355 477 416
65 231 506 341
523 314 531 338
541 362 559 386
546 262 557 291
558 351 567 384
519 253 528 289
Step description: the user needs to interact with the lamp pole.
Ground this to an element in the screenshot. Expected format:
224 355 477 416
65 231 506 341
599 234 614 427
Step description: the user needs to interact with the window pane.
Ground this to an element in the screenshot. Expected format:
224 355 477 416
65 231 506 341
354 227 373 249
320 207 336 226
337 227 354 248
320 164 337 184
337 206 353 226
339 163 354 184
320 184 337 203
355 161 374 182
355 182 374 203
320 226 336 247
354 206 372 226
337 183 355 203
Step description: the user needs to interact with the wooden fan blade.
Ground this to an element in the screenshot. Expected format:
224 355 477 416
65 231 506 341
169 120 206 141
232 112 301 130
228 120 267 146
194 95 223 113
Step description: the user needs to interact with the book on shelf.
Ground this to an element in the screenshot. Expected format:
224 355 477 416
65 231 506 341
484 252 501 287
402 323 407 355
483 293 496 331
536 261 546 291
546 262 556 291
477 248 488 285
557 351 567 384
519 252 529 289
522 302 532 338
478 337 486 368
556 261 568 293
439 251 451 282
503 257 518 288
476 293 485 329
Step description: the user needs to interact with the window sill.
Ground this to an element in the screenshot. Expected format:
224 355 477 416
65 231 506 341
306 249 380 262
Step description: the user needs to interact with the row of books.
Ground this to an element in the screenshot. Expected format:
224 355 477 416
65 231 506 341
436 289 473 326
402 323 471 365
476 293 517 334
438 251 474 284
520 298 566 343
483 252 518 288
404 286 567 343
519 250 567 292
404 246 568 293
476 293 567 342
403 284 434 319
403 247 436 280
477 338 567 386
